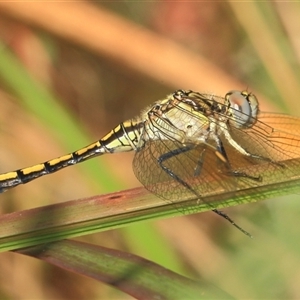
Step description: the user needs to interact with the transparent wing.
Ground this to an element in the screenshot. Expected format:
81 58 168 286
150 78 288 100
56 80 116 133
229 112 300 164
132 110 300 214
132 138 263 214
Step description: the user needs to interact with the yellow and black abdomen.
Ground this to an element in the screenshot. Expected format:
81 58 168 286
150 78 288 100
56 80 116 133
0 120 143 193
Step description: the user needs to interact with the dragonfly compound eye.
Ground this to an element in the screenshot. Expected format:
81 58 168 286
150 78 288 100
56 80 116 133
225 90 259 129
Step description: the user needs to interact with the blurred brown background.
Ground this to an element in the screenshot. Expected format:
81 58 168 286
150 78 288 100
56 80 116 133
0 2 300 299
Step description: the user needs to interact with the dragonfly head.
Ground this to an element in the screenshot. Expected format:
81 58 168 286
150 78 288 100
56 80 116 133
225 90 259 129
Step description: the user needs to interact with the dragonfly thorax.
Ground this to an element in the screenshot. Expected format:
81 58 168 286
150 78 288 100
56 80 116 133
138 89 260 156
142 93 212 144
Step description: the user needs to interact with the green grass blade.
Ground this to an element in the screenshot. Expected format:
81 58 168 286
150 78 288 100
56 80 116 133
1 156 300 252
17 239 234 300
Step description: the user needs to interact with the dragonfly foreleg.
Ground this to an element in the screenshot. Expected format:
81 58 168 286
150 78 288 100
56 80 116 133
215 139 262 181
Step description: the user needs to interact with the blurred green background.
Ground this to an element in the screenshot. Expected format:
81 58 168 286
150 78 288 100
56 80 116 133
0 2 300 299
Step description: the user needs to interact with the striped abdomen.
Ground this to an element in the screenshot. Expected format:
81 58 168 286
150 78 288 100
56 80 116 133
0 120 143 193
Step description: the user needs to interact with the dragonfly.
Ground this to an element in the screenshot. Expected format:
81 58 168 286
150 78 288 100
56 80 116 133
1 89 300 237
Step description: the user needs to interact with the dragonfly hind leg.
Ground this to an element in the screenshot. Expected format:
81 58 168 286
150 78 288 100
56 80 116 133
157 145 195 191
157 145 252 237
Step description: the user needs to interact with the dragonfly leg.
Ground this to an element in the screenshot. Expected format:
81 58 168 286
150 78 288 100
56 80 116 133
228 151 285 180
215 139 262 181
194 149 206 177
157 145 195 191
227 170 262 181
212 209 252 238
157 146 252 237
246 152 285 168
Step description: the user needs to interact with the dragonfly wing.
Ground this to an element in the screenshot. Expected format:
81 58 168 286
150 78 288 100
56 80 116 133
229 113 300 163
132 139 257 213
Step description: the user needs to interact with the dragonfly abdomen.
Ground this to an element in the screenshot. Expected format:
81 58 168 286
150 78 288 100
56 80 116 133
0 120 143 193
0 143 103 193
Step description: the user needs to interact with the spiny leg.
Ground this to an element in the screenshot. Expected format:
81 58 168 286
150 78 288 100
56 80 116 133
193 148 206 177
215 139 262 182
158 146 252 237
224 151 284 181
222 130 285 175
212 209 252 238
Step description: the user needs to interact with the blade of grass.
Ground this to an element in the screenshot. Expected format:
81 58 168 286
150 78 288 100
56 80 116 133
17 240 234 300
1 156 300 253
